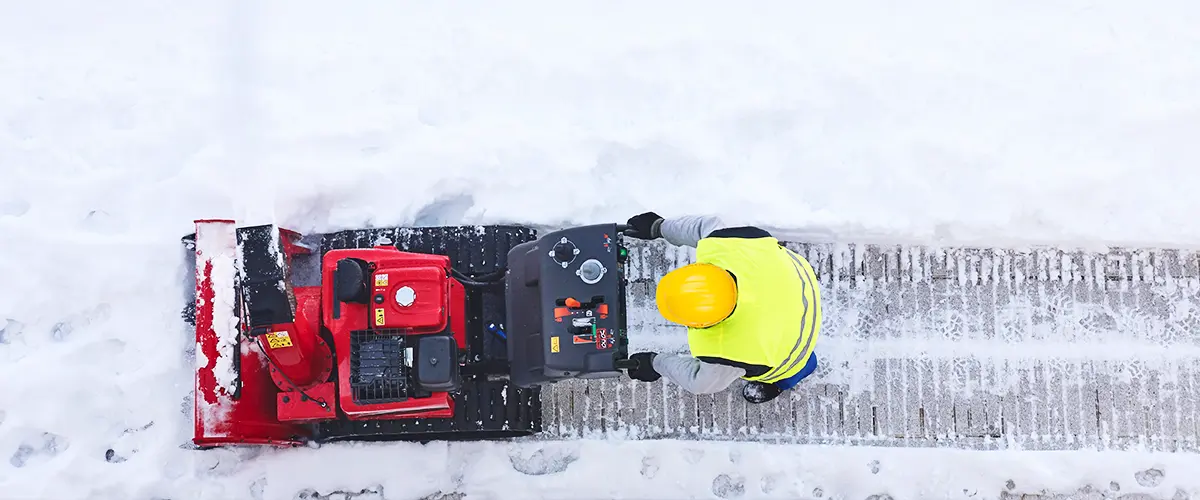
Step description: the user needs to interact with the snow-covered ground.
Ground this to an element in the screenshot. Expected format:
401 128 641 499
4 0 1200 498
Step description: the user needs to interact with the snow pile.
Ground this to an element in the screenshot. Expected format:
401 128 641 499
4 0 1200 499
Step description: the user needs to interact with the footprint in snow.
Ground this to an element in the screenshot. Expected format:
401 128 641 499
295 485 386 500
508 444 580 476
711 474 745 499
640 456 659 479
51 321 72 341
9 431 68 468
0 319 22 344
759 475 778 494
105 449 126 463
1136 468 1165 487
105 421 155 463
419 492 465 500
49 303 113 342
249 477 267 500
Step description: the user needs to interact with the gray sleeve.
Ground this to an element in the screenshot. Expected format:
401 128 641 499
657 215 728 247
651 353 745 394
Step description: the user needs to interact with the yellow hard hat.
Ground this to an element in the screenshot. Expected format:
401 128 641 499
655 263 737 328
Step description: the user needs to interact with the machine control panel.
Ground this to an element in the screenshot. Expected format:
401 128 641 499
504 223 630 387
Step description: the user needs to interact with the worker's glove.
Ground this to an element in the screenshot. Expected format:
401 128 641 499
623 212 663 240
625 352 661 382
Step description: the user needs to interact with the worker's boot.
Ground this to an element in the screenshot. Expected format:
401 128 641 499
742 381 782 404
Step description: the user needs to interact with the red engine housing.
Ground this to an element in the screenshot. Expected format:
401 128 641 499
321 247 467 419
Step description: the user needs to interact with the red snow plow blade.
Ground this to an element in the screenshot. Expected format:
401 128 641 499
190 219 308 447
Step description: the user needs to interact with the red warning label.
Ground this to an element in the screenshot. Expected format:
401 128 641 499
596 328 614 349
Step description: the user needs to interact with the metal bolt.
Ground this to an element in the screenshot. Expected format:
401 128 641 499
429 357 438 365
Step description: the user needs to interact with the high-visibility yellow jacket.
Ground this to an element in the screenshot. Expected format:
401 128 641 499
684 229 822 384
646 215 824 393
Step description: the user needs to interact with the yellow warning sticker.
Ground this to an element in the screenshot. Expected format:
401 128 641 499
265 331 293 349
374 308 386 326
550 336 560 353
374 273 389 287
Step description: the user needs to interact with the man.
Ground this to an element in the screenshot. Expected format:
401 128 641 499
620 211 822 404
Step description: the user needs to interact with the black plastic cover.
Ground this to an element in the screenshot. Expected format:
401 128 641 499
333 258 369 304
235 225 295 328
416 334 460 392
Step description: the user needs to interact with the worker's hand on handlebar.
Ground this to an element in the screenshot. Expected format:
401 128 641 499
623 212 663 240
625 352 661 382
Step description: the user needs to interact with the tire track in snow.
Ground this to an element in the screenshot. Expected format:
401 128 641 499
538 238 1200 452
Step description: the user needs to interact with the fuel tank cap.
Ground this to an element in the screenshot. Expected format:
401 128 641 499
395 285 416 306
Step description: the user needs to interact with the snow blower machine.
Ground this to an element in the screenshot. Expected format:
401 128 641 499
181 219 633 447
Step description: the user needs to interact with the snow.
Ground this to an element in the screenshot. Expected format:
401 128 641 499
4 0 1200 498
194 220 243 403
51 440 1196 500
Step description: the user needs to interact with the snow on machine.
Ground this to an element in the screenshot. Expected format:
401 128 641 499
182 219 633 446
